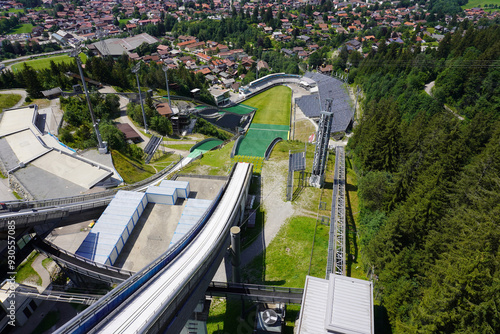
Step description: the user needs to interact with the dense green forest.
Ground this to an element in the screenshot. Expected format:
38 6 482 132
349 22 500 332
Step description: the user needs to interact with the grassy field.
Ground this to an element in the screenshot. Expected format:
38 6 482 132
162 143 194 152
181 141 234 176
41 257 53 270
0 94 21 110
463 0 500 10
11 53 86 72
7 23 33 34
150 151 181 169
242 215 329 288
111 150 156 184
244 86 292 125
15 252 42 285
119 18 130 25
344 157 367 279
293 119 316 142
2 7 44 14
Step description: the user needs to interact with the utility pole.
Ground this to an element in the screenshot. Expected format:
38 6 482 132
70 46 107 154
131 62 148 134
162 65 171 108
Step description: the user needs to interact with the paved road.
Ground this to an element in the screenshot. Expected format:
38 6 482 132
31 253 52 292
424 80 435 96
0 178 16 201
424 81 464 121
1 49 71 66
0 88 27 109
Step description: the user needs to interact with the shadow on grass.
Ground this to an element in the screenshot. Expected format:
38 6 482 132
292 171 308 201
345 181 359 277
31 310 60 334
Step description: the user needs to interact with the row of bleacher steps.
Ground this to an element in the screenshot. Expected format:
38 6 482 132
144 135 163 164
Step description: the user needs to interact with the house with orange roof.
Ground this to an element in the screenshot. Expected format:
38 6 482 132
196 52 211 63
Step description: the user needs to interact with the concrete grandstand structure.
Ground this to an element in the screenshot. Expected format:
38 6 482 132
0 106 115 199
295 72 354 133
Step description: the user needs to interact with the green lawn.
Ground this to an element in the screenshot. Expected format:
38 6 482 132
41 257 53 270
463 0 500 11
119 18 130 25
2 8 24 14
150 151 181 167
0 94 21 110
181 141 234 176
293 118 316 142
244 86 292 126
111 150 156 184
7 23 33 34
242 215 329 288
2 7 44 14
16 252 42 285
163 143 194 151
11 53 86 72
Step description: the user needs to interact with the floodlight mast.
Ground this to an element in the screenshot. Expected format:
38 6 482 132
70 46 107 153
162 65 171 108
132 62 148 134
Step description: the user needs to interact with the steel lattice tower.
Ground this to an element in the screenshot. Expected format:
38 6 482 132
310 99 333 188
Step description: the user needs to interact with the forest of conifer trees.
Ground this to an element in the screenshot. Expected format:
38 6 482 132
349 22 499 332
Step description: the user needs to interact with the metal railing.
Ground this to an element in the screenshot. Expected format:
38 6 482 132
54 171 231 334
206 281 303 303
34 236 135 278
0 162 176 215
327 146 346 278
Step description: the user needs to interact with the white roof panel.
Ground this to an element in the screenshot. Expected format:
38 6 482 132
159 180 189 189
297 274 373 334
146 185 176 196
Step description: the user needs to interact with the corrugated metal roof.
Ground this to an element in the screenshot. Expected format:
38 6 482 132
297 276 329 334
116 123 141 140
326 274 373 334
297 274 373 334
75 190 145 265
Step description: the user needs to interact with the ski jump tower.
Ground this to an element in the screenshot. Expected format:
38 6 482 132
309 99 334 188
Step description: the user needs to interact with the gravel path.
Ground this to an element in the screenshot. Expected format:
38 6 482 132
213 158 295 282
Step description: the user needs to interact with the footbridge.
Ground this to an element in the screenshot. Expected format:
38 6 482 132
33 237 134 284
54 162 253 334
7 280 303 307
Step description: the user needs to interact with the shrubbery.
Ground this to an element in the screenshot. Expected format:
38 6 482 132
193 117 232 141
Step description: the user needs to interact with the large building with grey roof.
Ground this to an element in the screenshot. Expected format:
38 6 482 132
89 33 158 57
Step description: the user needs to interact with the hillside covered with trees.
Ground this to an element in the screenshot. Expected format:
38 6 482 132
348 22 500 332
